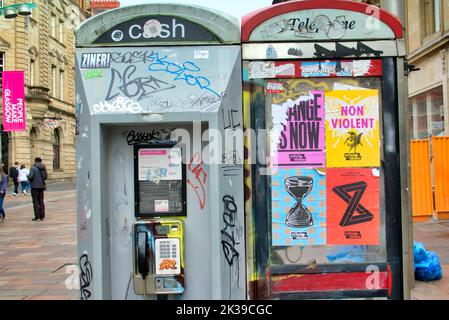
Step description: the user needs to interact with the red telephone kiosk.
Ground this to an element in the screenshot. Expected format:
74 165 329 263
242 0 410 300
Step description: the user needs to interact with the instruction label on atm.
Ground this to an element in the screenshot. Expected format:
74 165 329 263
138 148 182 181
155 238 181 275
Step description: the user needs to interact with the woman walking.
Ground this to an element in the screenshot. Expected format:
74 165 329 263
0 163 8 221
19 164 30 195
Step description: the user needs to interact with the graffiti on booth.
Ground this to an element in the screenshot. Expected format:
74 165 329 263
79 253 93 300
314 42 383 59
148 52 220 97
106 65 176 101
93 96 143 114
122 129 173 145
221 194 242 292
187 152 208 210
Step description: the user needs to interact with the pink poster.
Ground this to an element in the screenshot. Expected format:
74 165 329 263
2 71 26 132
271 90 325 167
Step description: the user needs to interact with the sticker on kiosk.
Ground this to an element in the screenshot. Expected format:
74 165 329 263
325 89 380 167
155 238 181 275
271 168 326 247
326 168 380 245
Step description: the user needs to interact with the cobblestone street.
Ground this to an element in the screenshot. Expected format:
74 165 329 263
0 182 77 300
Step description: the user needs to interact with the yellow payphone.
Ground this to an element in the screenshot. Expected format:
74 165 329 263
132 219 185 295
132 144 186 296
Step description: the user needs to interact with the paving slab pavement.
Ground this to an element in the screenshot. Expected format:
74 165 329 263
1 180 448 300
0 187 78 300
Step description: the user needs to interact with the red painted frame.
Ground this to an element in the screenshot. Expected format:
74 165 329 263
241 0 403 42
271 272 389 293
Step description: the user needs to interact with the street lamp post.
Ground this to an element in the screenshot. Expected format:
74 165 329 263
0 3 37 18
0 2 37 168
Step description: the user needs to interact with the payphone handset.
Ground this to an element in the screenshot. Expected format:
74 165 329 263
132 219 184 295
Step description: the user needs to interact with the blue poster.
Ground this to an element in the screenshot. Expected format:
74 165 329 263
272 168 326 246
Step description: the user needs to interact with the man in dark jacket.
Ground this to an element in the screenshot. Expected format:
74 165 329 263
9 162 20 195
28 157 48 221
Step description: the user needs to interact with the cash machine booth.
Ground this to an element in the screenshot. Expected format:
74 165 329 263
75 4 245 300
242 0 411 300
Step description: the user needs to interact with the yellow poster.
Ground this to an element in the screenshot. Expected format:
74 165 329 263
325 90 380 167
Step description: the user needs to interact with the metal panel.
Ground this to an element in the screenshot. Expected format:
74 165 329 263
242 40 400 60
75 44 245 299
432 136 449 213
397 57 413 298
410 140 433 217
271 272 389 292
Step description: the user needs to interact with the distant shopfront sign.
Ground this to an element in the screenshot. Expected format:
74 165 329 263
1 71 26 132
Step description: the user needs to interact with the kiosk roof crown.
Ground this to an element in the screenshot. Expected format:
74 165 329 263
241 0 403 43
76 3 240 47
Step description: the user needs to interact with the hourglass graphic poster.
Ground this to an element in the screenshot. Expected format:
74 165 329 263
270 90 325 167
326 168 380 245
325 90 380 168
271 168 326 247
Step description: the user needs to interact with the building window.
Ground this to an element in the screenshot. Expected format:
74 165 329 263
422 0 441 39
410 86 445 139
52 129 61 170
51 65 56 96
59 69 64 100
416 93 428 139
0 52 4 84
430 87 444 136
30 59 35 86
51 14 56 38
59 19 63 42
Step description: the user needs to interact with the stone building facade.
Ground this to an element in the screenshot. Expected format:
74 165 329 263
0 0 90 181
406 0 449 139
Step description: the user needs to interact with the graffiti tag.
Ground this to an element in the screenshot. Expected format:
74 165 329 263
110 51 155 64
79 253 93 300
106 65 176 101
122 129 173 145
221 195 240 289
148 52 220 97
93 96 142 114
187 152 207 210
314 42 383 59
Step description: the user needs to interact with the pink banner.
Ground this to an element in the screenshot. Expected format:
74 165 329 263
2 71 26 132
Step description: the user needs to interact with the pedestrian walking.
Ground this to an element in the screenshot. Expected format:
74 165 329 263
19 164 30 195
28 157 48 221
0 162 8 222
9 162 20 196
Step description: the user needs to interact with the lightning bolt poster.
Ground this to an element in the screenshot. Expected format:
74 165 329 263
325 90 380 167
272 168 326 247
270 91 325 167
326 168 380 245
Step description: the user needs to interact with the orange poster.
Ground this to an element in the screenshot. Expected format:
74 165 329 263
326 168 380 245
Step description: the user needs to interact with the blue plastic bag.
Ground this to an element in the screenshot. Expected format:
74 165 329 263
415 250 443 281
413 241 427 264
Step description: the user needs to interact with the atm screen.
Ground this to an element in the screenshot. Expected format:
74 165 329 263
134 145 186 217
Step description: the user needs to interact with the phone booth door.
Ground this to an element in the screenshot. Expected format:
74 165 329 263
242 0 407 301
247 58 404 299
